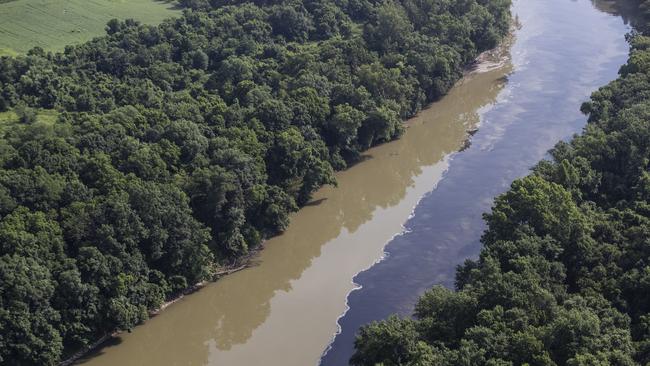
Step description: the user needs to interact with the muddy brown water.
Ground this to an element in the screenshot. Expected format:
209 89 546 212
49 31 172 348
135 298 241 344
78 34 511 366
78 0 632 364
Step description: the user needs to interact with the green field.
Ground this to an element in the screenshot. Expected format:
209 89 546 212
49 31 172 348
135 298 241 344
0 108 58 124
0 0 180 56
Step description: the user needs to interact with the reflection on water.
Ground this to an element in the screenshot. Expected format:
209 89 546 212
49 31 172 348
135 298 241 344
79 41 512 366
591 0 644 25
320 0 632 364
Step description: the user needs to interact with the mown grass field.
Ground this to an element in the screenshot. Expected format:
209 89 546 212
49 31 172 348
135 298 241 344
0 0 180 56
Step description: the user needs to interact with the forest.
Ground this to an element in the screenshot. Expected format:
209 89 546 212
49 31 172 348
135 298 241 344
0 0 510 364
351 1 650 365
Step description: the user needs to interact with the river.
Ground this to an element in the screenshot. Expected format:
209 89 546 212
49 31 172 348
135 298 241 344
321 0 631 364
78 0 631 365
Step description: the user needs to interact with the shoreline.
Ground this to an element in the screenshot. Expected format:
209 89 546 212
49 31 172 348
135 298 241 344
320 21 518 362
57 27 515 366
58 253 255 366
467 17 520 75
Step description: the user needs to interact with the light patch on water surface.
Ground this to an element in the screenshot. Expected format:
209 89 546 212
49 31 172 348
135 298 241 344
320 1 632 364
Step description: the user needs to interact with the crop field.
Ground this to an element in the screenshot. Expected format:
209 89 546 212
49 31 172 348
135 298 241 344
0 0 180 56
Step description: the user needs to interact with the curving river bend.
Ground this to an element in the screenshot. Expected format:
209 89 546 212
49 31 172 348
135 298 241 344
79 0 631 365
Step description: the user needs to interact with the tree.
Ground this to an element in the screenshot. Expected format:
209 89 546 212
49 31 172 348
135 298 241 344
363 1 413 54
0 0 513 361
352 11 650 365
14 102 37 124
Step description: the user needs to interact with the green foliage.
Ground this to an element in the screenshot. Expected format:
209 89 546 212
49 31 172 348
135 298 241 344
352 5 650 365
0 0 510 363
351 315 429 366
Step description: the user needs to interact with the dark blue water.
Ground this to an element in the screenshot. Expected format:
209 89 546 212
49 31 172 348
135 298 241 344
320 0 631 364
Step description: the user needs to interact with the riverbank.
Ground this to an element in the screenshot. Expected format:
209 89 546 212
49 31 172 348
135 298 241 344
58 255 253 366
60 39 509 365
0 0 515 363
73 32 515 366
468 18 521 75
321 0 632 363
348 0 649 363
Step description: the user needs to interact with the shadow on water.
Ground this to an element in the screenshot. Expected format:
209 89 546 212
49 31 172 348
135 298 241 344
591 0 646 26
76 338 123 363
304 197 328 207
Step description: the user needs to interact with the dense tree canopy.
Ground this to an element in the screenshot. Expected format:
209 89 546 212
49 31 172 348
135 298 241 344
0 0 510 364
351 2 650 365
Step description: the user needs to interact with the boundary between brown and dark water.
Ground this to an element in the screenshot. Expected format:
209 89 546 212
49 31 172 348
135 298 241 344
319 0 632 364
57 22 517 366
